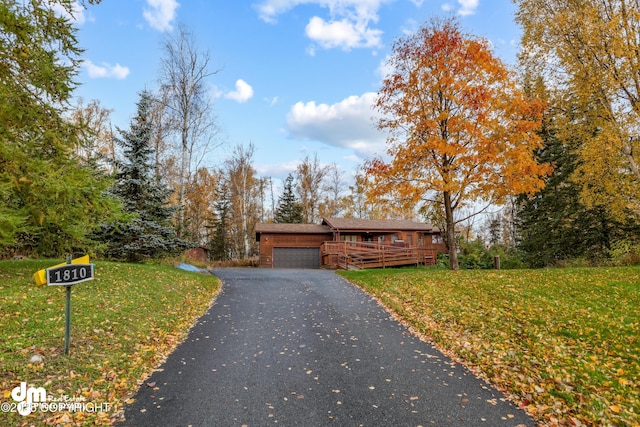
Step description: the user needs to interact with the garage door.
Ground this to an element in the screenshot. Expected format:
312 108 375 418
273 247 320 269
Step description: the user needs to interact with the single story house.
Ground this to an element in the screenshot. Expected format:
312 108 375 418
255 217 446 269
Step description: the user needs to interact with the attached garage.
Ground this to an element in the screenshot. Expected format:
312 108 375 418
255 223 332 269
273 247 321 269
256 218 447 269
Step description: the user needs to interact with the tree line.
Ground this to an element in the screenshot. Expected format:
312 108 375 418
0 0 368 261
367 12 639 269
1 0 638 268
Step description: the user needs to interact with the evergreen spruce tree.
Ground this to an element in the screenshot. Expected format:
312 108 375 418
516 106 627 267
209 180 230 261
274 174 304 223
98 91 190 261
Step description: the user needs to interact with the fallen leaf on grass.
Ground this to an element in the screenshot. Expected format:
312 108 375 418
609 405 622 413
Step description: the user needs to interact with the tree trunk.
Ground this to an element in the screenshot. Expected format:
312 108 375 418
443 191 459 270
178 126 188 238
241 170 250 258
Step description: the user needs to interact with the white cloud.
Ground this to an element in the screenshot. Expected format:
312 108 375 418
209 85 224 100
254 160 301 179
143 0 179 32
400 18 419 36
305 16 382 50
376 54 394 81
440 0 478 15
286 92 387 158
264 96 279 106
83 60 130 79
225 79 254 103
457 0 479 15
255 0 393 51
50 1 87 25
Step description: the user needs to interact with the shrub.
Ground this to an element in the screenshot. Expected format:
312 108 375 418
608 239 640 266
457 239 525 270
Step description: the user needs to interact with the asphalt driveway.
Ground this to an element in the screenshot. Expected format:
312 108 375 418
118 268 536 426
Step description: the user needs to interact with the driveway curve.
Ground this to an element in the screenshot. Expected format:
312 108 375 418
118 268 536 426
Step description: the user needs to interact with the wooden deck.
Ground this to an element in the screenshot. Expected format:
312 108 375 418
321 241 437 270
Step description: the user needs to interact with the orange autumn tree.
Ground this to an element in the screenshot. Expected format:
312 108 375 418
368 18 550 270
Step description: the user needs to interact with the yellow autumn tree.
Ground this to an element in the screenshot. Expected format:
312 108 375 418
184 167 219 245
516 0 640 218
69 98 116 171
368 18 550 270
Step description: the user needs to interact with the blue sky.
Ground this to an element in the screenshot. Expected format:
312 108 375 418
71 0 521 182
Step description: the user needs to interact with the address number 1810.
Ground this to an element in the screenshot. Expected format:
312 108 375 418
46 264 94 286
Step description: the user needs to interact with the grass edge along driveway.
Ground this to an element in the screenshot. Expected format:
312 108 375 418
339 266 640 427
0 260 220 426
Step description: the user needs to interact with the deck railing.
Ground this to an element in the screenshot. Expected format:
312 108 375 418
321 241 437 270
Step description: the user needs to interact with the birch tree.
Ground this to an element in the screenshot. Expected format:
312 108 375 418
516 0 640 217
295 154 328 223
69 98 115 170
158 24 221 236
318 163 346 218
224 144 259 258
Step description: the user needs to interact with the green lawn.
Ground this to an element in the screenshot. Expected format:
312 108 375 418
0 259 220 426
3 261 637 426
339 266 640 427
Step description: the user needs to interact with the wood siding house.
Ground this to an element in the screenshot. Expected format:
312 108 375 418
255 223 331 268
255 218 446 269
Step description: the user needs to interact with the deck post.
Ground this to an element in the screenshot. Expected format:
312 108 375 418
382 246 386 268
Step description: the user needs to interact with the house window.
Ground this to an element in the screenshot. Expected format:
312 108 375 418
406 235 413 246
340 235 358 242
432 235 444 244
418 235 423 246
378 236 385 243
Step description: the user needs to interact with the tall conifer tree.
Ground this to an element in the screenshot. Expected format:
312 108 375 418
274 174 304 223
98 91 189 261
1 0 120 255
209 179 230 261
516 83 639 266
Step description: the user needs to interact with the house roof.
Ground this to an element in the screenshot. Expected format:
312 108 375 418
255 218 438 237
255 223 331 234
322 217 434 232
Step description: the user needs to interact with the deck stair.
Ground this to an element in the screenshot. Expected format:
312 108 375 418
322 241 436 270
